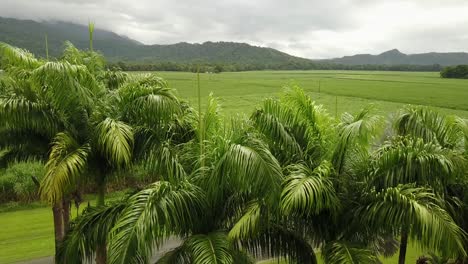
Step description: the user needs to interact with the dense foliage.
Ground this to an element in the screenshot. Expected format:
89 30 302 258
441 65 468 79
110 61 443 72
0 160 44 202
1 38 468 264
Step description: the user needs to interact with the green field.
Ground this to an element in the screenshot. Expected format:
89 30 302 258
155 70 468 117
0 192 125 263
1 70 467 263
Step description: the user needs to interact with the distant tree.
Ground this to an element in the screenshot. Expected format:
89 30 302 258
441 65 468 79
213 64 223 73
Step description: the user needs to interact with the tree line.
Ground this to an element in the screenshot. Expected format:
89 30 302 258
110 60 444 73
1 37 468 264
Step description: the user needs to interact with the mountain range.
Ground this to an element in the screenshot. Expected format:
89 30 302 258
1 16 468 66
323 49 468 66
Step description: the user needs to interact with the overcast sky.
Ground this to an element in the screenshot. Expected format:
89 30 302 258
1 0 468 59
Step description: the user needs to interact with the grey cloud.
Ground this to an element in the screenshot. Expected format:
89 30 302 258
1 0 468 58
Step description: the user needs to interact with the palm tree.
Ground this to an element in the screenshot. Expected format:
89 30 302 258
249 91 467 263
248 88 391 263
362 106 468 264
1 40 178 263
59 93 295 263
0 41 99 259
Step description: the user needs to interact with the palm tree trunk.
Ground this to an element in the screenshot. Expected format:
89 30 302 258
95 176 107 264
52 203 64 263
398 227 409 264
96 244 107 264
62 199 70 233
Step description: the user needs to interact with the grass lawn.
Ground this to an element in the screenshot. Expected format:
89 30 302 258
0 192 126 263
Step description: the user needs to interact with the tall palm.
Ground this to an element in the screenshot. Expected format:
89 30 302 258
363 106 467 264
1 41 146 263
60 94 293 263
248 87 390 263
249 90 466 263
0 41 100 259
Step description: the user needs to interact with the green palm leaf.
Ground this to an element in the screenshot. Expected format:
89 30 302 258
32 61 102 113
119 75 181 126
370 137 461 190
145 143 187 182
0 42 41 70
228 201 263 240
240 224 317 264
108 181 206 264
155 245 191 264
40 132 90 203
281 162 339 216
251 100 302 157
332 106 382 174
0 95 61 137
358 185 466 257
322 241 379 264
215 137 283 198
59 201 126 264
394 106 460 149
186 232 233 264
94 118 133 169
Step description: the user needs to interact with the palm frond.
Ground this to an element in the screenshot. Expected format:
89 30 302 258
0 95 61 137
119 76 181 126
145 143 187 182
0 42 41 70
240 223 317 264
454 117 468 151
59 201 126 264
215 136 283 198
155 245 191 264
358 185 466 257
322 241 379 264
394 106 461 149
283 86 334 157
61 41 105 74
40 132 90 203
103 68 129 90
32 61 103 113
370 137 463 190
94 118 133 169
283 86 330 138
251 99 302 159
228 201 263 240
108 180 206 264
332 106 382 174
185 232 233 264
281 161 339 216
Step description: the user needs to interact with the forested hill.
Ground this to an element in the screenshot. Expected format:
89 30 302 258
1 17 467 67
0 17 309 65
319 49 468 66
0 17 141 60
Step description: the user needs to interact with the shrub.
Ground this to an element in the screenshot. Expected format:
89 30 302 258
440 65 468 79
0 161 44 203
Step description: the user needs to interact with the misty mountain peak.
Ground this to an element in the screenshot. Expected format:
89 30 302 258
380 49 405 56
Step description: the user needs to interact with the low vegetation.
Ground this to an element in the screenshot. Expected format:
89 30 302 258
1 33 468 264
441 65 468 79
0 160 44 202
